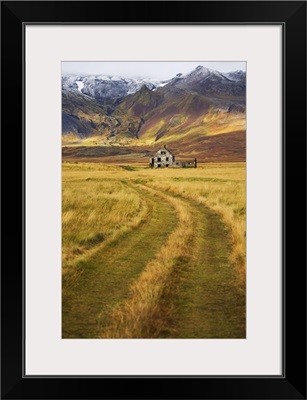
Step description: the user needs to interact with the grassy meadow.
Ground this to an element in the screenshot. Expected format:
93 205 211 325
62 162 246 338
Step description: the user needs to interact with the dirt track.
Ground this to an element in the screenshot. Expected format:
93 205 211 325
62 182 245 339
62 185 177 338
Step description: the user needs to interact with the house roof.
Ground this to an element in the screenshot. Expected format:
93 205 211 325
155 145 174 157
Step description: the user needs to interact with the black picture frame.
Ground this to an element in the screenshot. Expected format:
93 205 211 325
1 1 306 399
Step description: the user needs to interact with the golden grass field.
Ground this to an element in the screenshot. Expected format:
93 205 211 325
62 162 246 338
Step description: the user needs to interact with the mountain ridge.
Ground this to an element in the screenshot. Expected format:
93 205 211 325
62 65 246 161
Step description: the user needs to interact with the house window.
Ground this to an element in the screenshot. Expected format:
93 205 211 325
166 164 169 167
157 164 161 168
166 157 169 161
161 151 165 155
157 157 161 162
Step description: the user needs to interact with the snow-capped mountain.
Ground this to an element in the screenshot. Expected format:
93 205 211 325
224 70 246 82
62 74 170 103
62 65 246 154
62 66 246 104
165 66 230 86
181 65 228 82
162 65 246 97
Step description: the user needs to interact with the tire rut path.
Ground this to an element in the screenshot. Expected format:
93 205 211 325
62 184 178 338
145 187 246 339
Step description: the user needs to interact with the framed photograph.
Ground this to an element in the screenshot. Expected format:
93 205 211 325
1 1 306 399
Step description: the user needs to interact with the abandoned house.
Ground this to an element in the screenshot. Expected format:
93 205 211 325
149 145 197 168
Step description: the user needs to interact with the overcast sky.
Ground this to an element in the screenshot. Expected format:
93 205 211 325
62 61 246 80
